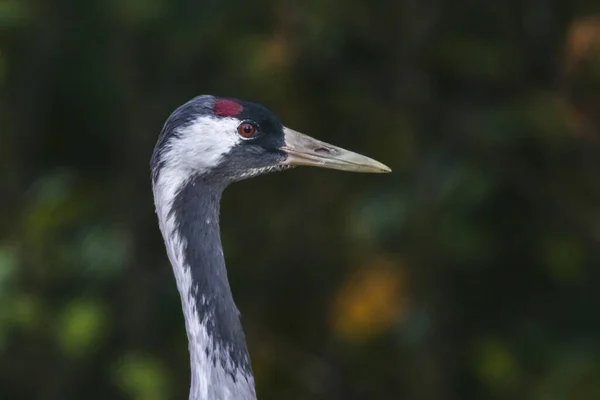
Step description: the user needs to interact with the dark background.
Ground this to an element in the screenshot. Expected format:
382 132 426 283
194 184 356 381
2 1 600 399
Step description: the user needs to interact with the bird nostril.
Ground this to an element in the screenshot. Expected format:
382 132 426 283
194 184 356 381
314 147 331 155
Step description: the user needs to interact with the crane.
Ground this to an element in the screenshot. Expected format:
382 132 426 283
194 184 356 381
150 95 390 400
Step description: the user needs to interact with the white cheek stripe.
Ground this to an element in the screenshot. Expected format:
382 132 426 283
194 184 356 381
160 116 243 176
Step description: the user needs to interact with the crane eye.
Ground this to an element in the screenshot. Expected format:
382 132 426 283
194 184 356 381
237 122 257 138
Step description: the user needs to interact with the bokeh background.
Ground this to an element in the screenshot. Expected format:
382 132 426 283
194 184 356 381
2 1 600 399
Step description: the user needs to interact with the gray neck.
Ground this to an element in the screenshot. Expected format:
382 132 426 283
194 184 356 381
153 173 256 400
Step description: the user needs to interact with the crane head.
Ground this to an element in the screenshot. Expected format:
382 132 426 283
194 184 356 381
151 95 390 185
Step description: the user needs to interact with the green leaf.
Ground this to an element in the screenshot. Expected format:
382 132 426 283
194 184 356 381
56 299 109 357
113 353 170 400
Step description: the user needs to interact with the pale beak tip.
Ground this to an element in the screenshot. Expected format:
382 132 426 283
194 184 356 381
368 159 392 173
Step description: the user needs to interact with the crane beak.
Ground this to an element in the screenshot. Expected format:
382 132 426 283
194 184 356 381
280 128 391 173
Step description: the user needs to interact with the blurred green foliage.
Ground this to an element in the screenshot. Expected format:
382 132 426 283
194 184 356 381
1 0 600 399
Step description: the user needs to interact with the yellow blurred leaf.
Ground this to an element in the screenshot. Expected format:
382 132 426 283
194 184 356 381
565 16 600 73
331 258 408 342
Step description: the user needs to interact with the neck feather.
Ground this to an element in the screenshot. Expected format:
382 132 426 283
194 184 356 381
153 170 256 400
